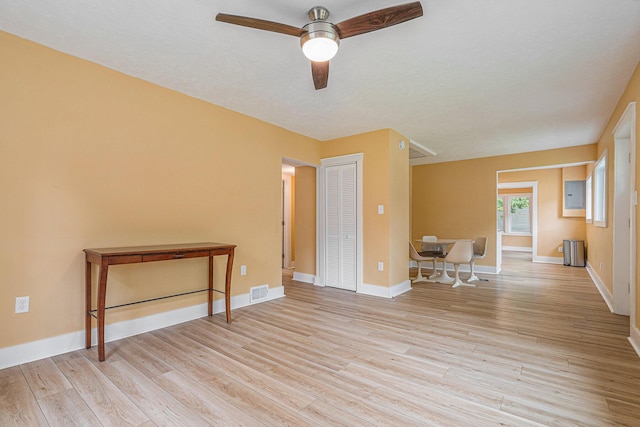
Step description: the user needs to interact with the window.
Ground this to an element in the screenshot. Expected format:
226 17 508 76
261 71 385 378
585 175 592 223
497 193 532 234
593 150 607 227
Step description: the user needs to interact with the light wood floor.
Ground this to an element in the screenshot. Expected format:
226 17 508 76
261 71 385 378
2 252 640 426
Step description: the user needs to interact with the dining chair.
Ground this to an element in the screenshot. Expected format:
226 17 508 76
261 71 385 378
443 240 475 288
468 236 488 282
409 242 436 283
420 235 442 279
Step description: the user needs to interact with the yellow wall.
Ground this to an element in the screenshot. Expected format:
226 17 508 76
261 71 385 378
0 31 321 348
388 130 411 287
499 168 586 259
320 129 410 287
412 145 597 269
587 62 640 326
499 188 531 194
502 235 533 249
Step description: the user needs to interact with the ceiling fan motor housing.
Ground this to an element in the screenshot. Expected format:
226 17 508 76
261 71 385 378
301 21 340 45
308 6 330 21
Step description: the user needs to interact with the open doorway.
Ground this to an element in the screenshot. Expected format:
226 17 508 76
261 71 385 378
281 164 294 270
497 181 538 269
496 163 592 272
281 158 319 285
497 184 536 256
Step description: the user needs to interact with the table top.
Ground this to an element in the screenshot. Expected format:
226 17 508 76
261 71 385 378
415 238 471 244
84 242 236 257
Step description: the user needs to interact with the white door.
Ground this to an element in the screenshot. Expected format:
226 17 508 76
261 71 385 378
612 102 636 318
325 162 357 291
613 138 630 315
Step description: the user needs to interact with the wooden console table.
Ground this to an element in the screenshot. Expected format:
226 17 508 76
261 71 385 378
84 242 236 361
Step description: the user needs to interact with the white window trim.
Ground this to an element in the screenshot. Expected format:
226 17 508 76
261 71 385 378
585 175 593 224
499 193 533 236
593 149 607 228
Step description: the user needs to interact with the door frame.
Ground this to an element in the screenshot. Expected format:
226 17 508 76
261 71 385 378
281 174 293 269
497 181 539 264
317 153 363 292
612 102 636 322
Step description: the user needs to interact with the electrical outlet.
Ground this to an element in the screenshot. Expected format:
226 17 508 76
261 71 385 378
558 246 563 253
15 296 29 313
377 262 384 271
240 265 247 276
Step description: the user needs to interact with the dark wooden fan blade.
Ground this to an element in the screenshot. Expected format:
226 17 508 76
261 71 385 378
311 61 329 90
216 13 303 37
335 2 423 39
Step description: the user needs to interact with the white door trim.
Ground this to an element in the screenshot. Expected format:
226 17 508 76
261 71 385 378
317 153 363 292
612 102 636 324
497 181 539 262
613 134 631 315
282 174 292 269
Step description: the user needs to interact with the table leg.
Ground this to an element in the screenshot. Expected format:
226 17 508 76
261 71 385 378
208 255 214 317
428 258 440 280
225 248 235 323
97 261 109 362
85 261 92 349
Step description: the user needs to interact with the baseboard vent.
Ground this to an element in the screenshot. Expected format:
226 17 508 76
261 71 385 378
250 285 269 303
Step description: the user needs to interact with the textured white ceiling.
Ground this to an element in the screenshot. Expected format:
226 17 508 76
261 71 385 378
1 0 639 164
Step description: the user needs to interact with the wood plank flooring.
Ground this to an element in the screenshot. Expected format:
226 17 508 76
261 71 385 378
2 251 640 426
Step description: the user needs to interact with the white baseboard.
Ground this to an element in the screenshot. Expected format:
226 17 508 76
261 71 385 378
0 286 284 370
358 280 412 299
533 255 564 265
293 271 316 284
502 246 533 252
244 285 285 306
390 280 412 297
586 262 615 313
293 270 412 298
629 324 640 359
0 330 87 371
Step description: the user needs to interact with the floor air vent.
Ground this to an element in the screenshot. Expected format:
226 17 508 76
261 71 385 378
250 285 269 303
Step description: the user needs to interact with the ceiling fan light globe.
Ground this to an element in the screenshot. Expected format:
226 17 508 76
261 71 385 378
300 21 340 62
302 37 339 62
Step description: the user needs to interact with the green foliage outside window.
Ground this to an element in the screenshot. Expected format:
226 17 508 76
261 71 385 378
497 195 531 234
509 197 529 213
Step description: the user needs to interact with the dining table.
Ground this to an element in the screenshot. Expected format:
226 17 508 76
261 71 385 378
415 238 473 283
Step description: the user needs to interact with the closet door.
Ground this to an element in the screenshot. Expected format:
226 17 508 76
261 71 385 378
325 162 357 291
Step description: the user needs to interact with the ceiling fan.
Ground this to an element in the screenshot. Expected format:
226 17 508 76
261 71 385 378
216 2 423 90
